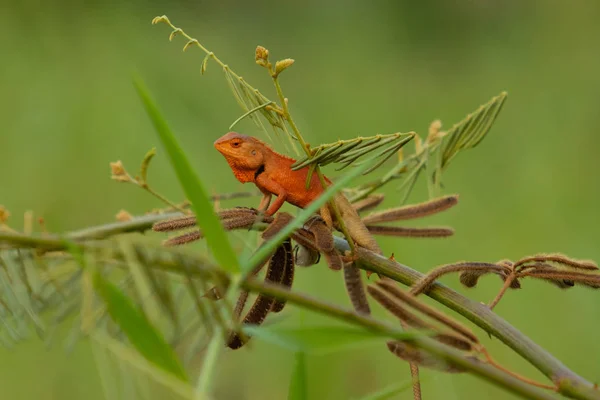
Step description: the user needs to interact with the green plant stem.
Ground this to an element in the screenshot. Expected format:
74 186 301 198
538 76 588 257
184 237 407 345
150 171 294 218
194 326 223 399
0 222 598 399
138 182 190 214
272 76 309 152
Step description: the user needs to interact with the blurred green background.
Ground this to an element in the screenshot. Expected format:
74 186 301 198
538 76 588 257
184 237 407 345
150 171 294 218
1 0 599 399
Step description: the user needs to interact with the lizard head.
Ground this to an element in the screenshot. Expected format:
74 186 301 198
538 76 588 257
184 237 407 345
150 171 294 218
214 132 266 182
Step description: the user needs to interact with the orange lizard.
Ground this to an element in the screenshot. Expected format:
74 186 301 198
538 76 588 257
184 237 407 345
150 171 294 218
214 131 383 313
214 132 382 252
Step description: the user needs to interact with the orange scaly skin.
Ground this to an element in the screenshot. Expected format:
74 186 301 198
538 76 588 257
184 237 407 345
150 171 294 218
214 132 329 216
214 132 382 254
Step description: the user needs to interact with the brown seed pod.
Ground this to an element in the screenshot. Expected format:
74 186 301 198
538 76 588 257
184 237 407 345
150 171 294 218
362 195 459 224
366 225 454 238
386 341 467 373
375 280 479 344
163 230 202 246
271 239 295 313
343 263 371 314
227 240 291 349
352 194 386 213
153 216 197 232
514 253 598 271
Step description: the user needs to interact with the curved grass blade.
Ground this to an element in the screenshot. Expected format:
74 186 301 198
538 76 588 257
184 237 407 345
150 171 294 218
94 271 188 381
133 76 240 274
288 352 308 400
229 101 274 130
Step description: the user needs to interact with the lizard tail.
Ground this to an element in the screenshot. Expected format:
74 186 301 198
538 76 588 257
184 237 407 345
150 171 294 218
334 193 382 254
332 193 379 315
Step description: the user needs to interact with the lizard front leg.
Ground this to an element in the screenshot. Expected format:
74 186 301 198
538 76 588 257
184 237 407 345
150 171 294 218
256 174 288 216
257 191 272 213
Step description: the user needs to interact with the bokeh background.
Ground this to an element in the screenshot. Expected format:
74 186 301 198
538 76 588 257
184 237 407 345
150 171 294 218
2 1 599 399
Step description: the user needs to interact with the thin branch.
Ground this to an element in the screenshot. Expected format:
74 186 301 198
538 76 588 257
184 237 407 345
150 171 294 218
344 242 598 400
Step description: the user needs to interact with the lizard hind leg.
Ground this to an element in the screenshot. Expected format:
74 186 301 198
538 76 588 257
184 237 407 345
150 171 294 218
319 205 333 229
257 192 272 213
303 215 343 271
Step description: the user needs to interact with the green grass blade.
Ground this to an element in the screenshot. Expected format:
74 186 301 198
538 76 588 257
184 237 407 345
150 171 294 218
288 352 308 400
133 76 240 274
194 326 223 399
93 271 188 381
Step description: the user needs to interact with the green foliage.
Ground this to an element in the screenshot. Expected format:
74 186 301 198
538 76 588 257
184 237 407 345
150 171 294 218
436 91 508 181
291 132 415 174
152 15 290 143
348 91 508 203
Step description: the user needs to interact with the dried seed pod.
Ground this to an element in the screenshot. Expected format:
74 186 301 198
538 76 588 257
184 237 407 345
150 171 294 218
344 263 371 314
412 262 510 295
386 341 467 373
521 269 600 289
163 230 202 246
227 240 290 349
514 253 598 271
366 225 454 238
218 207 260 221
367 285 429 329
362 195 459 224
271 239 294 313
262 212 294 240
153 216 197 232
153 207 259 233
352 194 386 213
458 265 518 289
434 333 475 352
222 212 262 231
375 281 479 345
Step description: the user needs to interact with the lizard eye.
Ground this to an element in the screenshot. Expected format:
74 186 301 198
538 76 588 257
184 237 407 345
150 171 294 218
230 140 241 148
